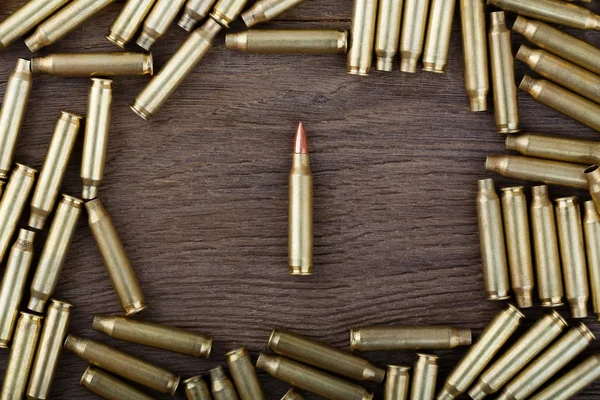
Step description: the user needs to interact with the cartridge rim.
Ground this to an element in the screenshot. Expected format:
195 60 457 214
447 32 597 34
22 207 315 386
500 186 525 193
124 300 148 316
130 102 151 121
387 365 411 373
549 310 568 327
106 33 127 49
225 347 248 361
507 304 526 318
576 323 596 342
416 353 439 361
49 299 73 309
268 328 280 349
168 376 180 395
555 196 579 205
91 77 113 88
62 194 84 207
14 163 38 176
144 53 154 76
80 366 95 385
349 329 360 350
20 311 43 321
183 375 204 385
59 110 83 123
289 265 313 276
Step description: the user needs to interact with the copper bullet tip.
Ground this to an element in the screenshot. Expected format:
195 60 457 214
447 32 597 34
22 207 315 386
294 123 308 154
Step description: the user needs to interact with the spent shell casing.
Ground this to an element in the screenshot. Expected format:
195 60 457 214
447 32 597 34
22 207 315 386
26 300 72 400
583 200 600 321
436 305 524 400
257 353 374 400
29 112 81 230
28 195 83 313
282 388 304 400
131 18 221 120
179 0 219 31
375 0 403 71
468 310 568 399
410 354 437 400
210 0 249 28
65 335 180 394
0 313 42 400
226 29 348 54
422 0 456 73
93 315 212 357
81 78 113 200
25 0 117 53
107 0 157 48
226 348 264 400
512 17 600 76
399 0 429 73
86 199 147 315
350 325 472 351
210 366 240 400
477 178 510 301
555 197 590 318
0 59 32 179
587 166 600 214
270 329 385 383
385 366 410 400
81 366 155 400
506 133 600 165
530 186 564 307
0 181 5 199
32 52 153 77
242 0 306 28
530 354 600 400
485 154 588 189
0 229 35 347
347 0 378 75
497 323 595 400
185 376 212 400
460 0 488 111
137 0 187 50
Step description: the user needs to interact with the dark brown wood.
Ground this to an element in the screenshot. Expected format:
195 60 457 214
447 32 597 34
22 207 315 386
0 0 599 398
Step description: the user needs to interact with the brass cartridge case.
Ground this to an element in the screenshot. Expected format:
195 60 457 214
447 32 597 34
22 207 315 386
485 155 588 189
468 310 568 399
27 300 72 400
0 229 35 347
399 0 429 73
93 315 212 357
436 305 524 400
210 366 239 400
375 0 403 71
137 0 187 50
86 199 146 315
25 0 117 53
65 335 179 394
81 78 113 200
531 185 564 307
583 200 600 321
0 313 42 400
530 354 600 400
476 178 510 301
347 0 378 75
210 0 249 28
185 376 212 400
0 59 32 179
506 133 600 165
422 0 456 73
497 323 595 400
269 329 385 383
242 0 306 28
385 366 410 400
410 354 437 400
226 348 264 400
588 166 600 214
132 18 221 120
107 0 157 48
179 0 219 31
256 353 374 400
81 366 155 400
460 0 488 111
512 17 600 76
282 388 304 400
350 325 472 351
0 0 70 48
501 186 535 308
32 53 153 77
29 112 81 230
555 197 590 318
0 181 5 200
226 29 348 54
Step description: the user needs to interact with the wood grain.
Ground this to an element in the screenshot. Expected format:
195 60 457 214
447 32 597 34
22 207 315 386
0 0 599 398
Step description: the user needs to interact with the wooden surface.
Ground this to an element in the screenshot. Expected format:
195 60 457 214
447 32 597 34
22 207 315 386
1 0 600 398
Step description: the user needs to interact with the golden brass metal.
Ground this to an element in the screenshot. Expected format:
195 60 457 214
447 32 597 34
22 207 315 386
107 0 157 48
507 133 600 165
422 0 456 73
385 366 410 400
137 0 187 50
210 366 239 400
184 376 212 400
375 0 403 71
179 0 218 31
32 52 153 77
410 354 437 400
587 166 600 217
399 0 429 73
242 0 306 28
226 348 264 400
282 388 304 400
347 0 378 75
460 0 488 111
350 325 472 351
81 366 155 400
583 200 600 321
226 29 348 54
210 0 249 28
530 354 600 400
0 181 5 200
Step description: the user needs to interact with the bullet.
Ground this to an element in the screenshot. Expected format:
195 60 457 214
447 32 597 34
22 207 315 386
25 0 117 53
350 325 472 351
0 0 70 48
468 311 568 399
27 300 72 400
512 17 600 76
107 0 157 48
65 335 180 394
460 0 488 111
93 315 212 357
422 0 456 73
375 0 403 71
555 197 590 318
487 0 600 30
131 18 222 120
179 0 219 31
476 179 510 301
399 0 429 73
436 305 524 400
86 199 147 315
242 0 306 28
137 0 187 50
256 354 374 400
497 323 595 400
29 112 82 230
485 155 588 189
81 78 113 200
583 200 600 321
80 366 155 400
210 366 239 400
184 376 212 400
347 0 378 75
530 354 600 400
385 366 410 400
0 229 35 347
289 123 313 276
506 133 600 165
0 59 32 179
226 29 348 54
410 354 437 400
31 52 154 77
269 329 385 383
210 0 249 28
226 348 264 400
282 388 304 400
588 166 600 215
0 313 42 400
